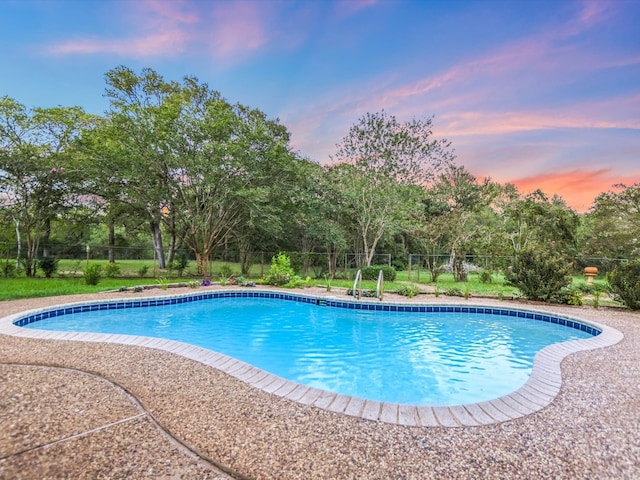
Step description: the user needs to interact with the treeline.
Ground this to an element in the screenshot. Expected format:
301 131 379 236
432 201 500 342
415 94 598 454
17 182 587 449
1 66 639 283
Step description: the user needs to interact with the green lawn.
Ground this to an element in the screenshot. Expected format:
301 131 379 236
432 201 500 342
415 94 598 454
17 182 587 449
0 259 614 307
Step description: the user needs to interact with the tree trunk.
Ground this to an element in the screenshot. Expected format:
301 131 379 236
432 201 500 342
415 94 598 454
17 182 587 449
326 244 339 279
13 217 21 273
150 213 165 269
108 217 116 263
42 217 51 258
195 251 210 276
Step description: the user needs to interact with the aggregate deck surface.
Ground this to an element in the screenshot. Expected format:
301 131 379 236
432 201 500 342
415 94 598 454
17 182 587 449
1 286 639 479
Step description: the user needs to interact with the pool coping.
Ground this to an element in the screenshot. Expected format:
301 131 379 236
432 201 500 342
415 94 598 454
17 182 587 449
0 289 624 427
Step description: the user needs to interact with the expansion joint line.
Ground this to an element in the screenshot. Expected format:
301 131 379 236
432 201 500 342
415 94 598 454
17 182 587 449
0 413 147 460
1 361 250 480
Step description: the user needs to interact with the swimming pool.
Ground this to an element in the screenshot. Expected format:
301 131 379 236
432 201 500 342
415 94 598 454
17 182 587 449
14 290 599 406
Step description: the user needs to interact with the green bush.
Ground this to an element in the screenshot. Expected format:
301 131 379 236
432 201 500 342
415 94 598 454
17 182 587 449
445 287 464 297
2 260 17 278
219 264 233 278
360 264 397 282
137 265 149 278
608 261 640 310
84 264 103 286
265 252 295 286
284 275 309 288
505 249 572 303
172 251 189 277
556 286 583 306
479 270 493 284
396 284 419 298
38 256 59 278
104 263 121 278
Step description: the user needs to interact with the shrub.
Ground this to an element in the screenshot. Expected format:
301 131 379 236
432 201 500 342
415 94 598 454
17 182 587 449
2 260 17 278
284 275 306 288
479 270 493 284
104 263 121 278
84 264 102 285
219 264 233 279
172 250 190 277
445 287 464 297
396 284 419 298
504 249 572 303
137 265 149 278
265 252 295 286
361 265 397 282
556 286 583 306
608 261 640 310
38 256 59 278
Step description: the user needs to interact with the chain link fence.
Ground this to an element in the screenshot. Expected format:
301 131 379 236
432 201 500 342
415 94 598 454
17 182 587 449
0 242 630 279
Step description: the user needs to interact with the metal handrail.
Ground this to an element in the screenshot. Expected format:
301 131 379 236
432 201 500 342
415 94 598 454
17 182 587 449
353 269 362 299
376 269 384 301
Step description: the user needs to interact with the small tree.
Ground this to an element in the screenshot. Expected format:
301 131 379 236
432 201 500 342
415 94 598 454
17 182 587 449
505 249 573 302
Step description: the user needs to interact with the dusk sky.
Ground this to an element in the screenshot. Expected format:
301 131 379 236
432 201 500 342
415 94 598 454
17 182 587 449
2 0 639 212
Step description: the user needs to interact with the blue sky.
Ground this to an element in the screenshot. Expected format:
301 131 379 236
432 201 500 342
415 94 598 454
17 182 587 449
1 0 639 211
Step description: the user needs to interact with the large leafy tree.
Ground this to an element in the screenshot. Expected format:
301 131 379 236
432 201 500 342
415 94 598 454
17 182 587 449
91 67 299 275
419 165 499 281
331 110 454 266
581 183 640 261
494 187 579 258
0 96 93 276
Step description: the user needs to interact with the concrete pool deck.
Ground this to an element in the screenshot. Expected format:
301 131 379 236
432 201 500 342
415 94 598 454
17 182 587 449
1 286 639 479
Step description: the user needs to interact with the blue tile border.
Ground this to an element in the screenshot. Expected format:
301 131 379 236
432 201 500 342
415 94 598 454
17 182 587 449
12 290 602 337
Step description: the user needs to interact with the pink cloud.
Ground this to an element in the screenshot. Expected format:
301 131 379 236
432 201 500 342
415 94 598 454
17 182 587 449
334 0 378 18
508 168 636 212
205 1 268 59
44 0 282 61
49 32 189 57
46 0 198 57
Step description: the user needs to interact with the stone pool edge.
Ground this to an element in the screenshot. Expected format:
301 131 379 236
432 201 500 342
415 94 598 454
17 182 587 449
0 289 624 427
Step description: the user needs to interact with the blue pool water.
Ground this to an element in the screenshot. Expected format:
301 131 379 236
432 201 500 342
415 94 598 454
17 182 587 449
22 295 594 406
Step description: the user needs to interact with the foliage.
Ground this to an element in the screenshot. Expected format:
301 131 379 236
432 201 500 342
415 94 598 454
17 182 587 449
171 250 190 277
607 261 640 310
265 252 295 286
479 270 493 284
396 283 419 298
90 66 300 276
496 188 579 257
219 264 234 278
104 263 121 278
331 110 453 266
137 265 149 278
2 260 17 278
445 287 464 297
38 256 59 278
418 165 499 282
505 249 573 302
83 264 102 285
360 264 397 282
0 96 95 276
582 183 640 260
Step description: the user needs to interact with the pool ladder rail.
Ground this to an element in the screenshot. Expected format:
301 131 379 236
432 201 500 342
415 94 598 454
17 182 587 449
352 269 384 301
376 269 384 301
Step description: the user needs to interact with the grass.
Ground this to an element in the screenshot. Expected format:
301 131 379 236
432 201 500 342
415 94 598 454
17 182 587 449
1 259 616 307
